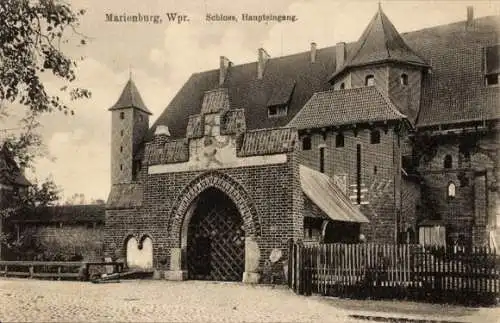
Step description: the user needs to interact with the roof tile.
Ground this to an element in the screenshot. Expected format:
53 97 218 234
288 86 404 129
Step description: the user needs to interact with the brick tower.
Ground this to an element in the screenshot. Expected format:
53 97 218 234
109 77 152 184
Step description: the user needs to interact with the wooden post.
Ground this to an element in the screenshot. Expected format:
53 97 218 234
288 239 293 288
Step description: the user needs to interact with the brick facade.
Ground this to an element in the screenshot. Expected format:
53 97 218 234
104 8 499 283
418 131 498 247
298 124 402 243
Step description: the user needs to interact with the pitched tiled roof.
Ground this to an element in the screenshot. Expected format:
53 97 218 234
106 183 143 209
237 128 297 157
288 86 405 130
9 204 105 224
331 6 428 81
144 15 499 140
144 139 189 166
147 49 337 140
109 78 152 115
408 18 500 127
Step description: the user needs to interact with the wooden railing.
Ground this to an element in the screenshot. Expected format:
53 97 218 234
288 241 500 305
0 261 125 281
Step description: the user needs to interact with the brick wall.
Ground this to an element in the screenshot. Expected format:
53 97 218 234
14 223 103 261
418 132 498 247
332 65 388 91
105 150 302 273
401 177 421 233
111 109 134 184
387 65 422 123
298 125 402 243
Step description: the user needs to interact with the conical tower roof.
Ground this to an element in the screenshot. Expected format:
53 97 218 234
109 78 152 115
331 5 428 80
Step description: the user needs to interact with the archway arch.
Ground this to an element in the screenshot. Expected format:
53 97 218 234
168 171 262 282
169 171 261 244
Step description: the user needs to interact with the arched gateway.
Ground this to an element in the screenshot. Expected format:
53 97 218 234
186 187 245 281
166 172 262 283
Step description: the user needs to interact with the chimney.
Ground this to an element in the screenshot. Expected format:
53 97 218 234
336 42 346 71
154 125 170 145
310 42 317 63
219 56 232 86
257 48 270 79
467 6 474 27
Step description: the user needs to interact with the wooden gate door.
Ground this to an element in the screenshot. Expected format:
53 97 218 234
187 188 245 281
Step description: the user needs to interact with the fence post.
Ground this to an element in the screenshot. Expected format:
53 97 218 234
288 239 293 288
305 246 312 296
297 241 304 295
29 265 34 279
57 266 62 281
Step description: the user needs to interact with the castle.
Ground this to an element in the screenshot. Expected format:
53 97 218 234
105 6 500 283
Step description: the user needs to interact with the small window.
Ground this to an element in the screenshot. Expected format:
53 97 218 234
120 164 123 171
373 165 378 175
365 75 375 86
447 182 456 198
302 137 311 150
486 74 499 86
319 147 325 173
268 105 288 118
120 146 123 153
120 112 125 120
400 73 408 86
370 130 380 144
335 133 344 147
340 83 345 89
120 130 124 136
444 155 453 169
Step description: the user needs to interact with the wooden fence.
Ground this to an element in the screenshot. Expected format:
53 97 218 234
288 241 500 305
0 261 124 281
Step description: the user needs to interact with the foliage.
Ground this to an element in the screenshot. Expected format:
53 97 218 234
0 178 60 257
1 178 60 218
65 192 86 205
0 0 91 116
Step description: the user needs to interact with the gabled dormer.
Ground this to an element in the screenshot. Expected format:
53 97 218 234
329 4 430 125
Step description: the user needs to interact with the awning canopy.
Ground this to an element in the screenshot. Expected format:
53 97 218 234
299 165 369 223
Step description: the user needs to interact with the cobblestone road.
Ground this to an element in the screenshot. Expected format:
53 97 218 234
0 278 497 323
0 278 361 322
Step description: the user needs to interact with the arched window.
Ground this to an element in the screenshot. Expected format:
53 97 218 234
400 73 408 86
370 129 380 144
447 182 456 198
340 82 345 89
120 111 125 120
335 133 344 147
365 75 375 86
444 155 453 169
302 136 311 150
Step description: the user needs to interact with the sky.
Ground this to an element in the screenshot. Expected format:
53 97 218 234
2 0 500 202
